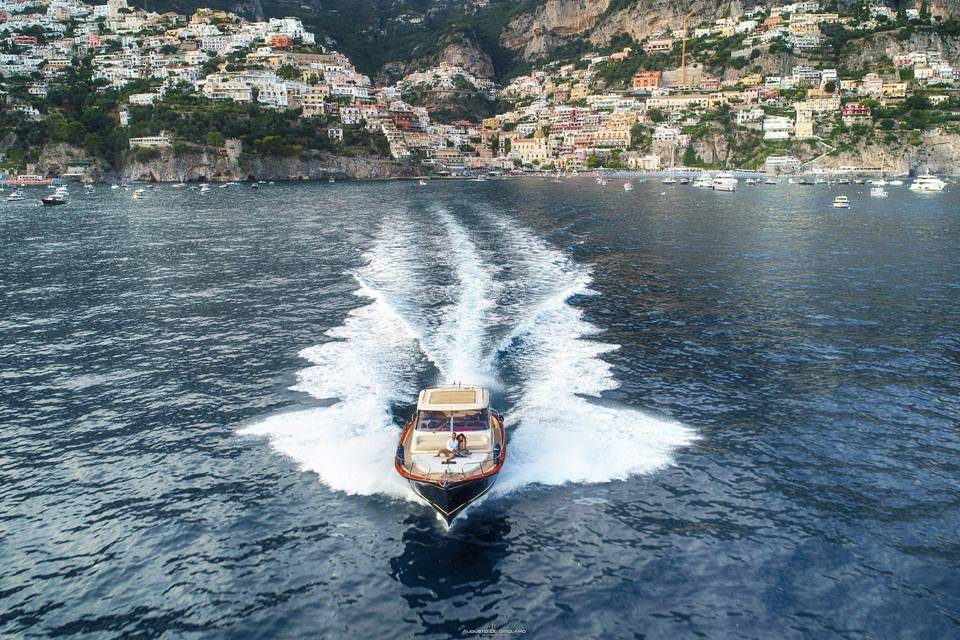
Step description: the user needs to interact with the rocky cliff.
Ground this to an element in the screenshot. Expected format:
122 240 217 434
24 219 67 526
845 28 960 68
119 148 413 182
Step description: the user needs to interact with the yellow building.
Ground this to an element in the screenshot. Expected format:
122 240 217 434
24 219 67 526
509 136 549 165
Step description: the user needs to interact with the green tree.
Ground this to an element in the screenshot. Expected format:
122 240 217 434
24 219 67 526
647 108 666 123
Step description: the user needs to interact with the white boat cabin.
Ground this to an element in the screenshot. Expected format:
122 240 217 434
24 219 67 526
398 386 503 480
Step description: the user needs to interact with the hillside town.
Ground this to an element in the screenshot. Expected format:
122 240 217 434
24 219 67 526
1 0 959 179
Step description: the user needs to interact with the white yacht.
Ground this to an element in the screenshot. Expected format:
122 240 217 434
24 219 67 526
623 181 634 191
744 177 759 185
661 175 677 184
870 186 888 198
909 174 946 192
711 172 738 192
833 195 850 208
764 177 778 185
132 188 146 199
872 178 888 186
888 179 904 186
418 179 428 186
693 172 713 188
6 189 27 201
199 184 210 193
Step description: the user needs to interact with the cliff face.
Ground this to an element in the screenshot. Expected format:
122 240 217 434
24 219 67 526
809 130 960 175
845 28 960 67
120 148 413 182
501 0 612 61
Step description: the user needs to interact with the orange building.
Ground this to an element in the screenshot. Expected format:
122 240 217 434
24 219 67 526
632 70 662 91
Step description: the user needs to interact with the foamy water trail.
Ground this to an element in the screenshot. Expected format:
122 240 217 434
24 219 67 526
488 218 697 494
242 208 695 502
238 261 422 499
431 211 499 386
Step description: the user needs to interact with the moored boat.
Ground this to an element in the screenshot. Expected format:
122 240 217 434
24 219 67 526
870 186 888 198
909 174 946 192
833 195 850 208
395 386 506 525
623 181 633 191
711 172 738 191
41 193 67 206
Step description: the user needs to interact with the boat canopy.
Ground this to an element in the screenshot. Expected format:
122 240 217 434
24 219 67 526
416 386 489 412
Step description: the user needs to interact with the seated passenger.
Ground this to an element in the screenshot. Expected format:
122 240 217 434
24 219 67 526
435 433 460 462
456 433 471 456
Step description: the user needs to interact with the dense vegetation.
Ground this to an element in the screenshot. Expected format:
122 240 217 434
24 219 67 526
0 56 389 172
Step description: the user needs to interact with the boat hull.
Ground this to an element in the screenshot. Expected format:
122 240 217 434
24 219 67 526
408 473 498 524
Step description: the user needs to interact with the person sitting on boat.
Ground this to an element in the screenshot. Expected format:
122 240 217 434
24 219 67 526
435 433 460 461
455 433 471 456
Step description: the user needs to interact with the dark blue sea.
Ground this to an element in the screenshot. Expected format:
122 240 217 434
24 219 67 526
2 178 959 639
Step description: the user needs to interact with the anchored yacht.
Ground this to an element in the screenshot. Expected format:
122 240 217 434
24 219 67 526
395 386 506 524
833 195 850 208
909 174 946 192
712 172 738 191
693 172 713 188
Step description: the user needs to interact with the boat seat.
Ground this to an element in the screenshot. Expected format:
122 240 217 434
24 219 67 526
410 432 492 454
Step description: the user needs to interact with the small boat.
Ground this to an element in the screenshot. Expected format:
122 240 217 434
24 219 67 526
833 195 850 208
268 181 275 185
854 179 866 185
623 181 634 191
815 178 827 185
173 182 187 190
418 179 428 186
799 178 815 186
872 178 887 186
395 386 506 525
764 177 778 185
41 193 67 206
679 177 689 185
328 177 335 183
6 189 26 201
909 174 946 192
661 176 677 184
200 184 210 193
712 172 738 192
84 184 94 191
870 186 888 198
132 188 145 199
838 178 850 185
888 179 904 186
250 182 259 189
744 177 759 185
110 184 119 190
693 172 713 188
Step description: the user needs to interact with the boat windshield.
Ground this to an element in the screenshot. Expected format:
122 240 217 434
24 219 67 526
416 409 489 432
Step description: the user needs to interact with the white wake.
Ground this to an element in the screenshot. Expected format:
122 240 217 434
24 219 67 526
240 208 696 501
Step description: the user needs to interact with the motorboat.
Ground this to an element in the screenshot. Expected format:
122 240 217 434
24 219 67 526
744 177 759 185
679 177 689 185
328 177 335 183
799 178 815 185
623 181 634 191
815 178 827 185
395 386 506 524
838 178 850 185
132 188 146 199
418 179 428 186
870 186 888 198
871 178 888 186
173 182 187 190
833 195 850 208
6 190 26 201
110 184 120 190
693 172 713 188
250 182 259 189
764 177 778 185
199 184 210 193
909 174 946 192
661 175 677 184
854 179 866 185
711 172 738 191
888 179 904 186
41 193 67 206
